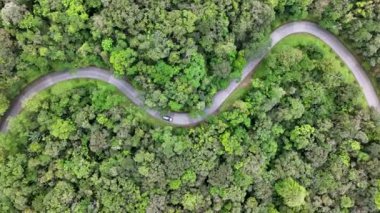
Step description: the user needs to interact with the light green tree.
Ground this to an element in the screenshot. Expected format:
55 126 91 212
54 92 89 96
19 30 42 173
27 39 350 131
110 48 137 76
49 118 75 140
375 180 380 210
181 193 203 211
340 195 354 208
275 177 308 207
290 124 315 150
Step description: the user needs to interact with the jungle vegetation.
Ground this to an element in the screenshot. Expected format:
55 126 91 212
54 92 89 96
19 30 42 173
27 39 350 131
0 0 379 114
0 0 380 212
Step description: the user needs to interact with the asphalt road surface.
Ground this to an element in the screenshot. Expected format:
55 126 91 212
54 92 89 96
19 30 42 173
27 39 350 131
1 21 379 131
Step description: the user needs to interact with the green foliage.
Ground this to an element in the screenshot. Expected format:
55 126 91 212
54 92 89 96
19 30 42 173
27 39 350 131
276 0 313 18
310 0 380 93
358 152 370 161
42 181 75 211
1 43 379 210
267 204 280 213
138 166 149 177
220 131 242 155
290 124 315 150
0 94 9 116
340 195 354 208
0 2 379 209
169 101 183 112
376 191 380 210
232 51 247 75
275 177 308 207
49 118 75 140
339 151 351 167
376 180 380 210
101 38 113 52
343 139 361 152
149 61 179 85
181 193 203 211
110 48 136 76
169 179 182 190
90 84 124 110
0 29 17 77
182 53 207 88
182 170 196 184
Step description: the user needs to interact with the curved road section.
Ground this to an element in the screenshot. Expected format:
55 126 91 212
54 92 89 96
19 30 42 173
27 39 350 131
1 21 379 131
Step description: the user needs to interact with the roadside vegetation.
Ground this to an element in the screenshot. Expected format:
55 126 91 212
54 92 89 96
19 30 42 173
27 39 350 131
1 30 380 211
220 33 368 113
1 0 379 117
0 0 380 212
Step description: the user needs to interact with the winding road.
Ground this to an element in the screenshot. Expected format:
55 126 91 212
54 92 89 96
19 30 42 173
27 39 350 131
1 21 379 131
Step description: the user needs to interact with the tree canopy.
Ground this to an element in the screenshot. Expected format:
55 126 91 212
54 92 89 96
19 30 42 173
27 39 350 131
0 0 380 212
0 34 379 212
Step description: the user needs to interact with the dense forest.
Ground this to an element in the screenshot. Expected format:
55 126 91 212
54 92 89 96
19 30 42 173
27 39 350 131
0 0 379 114
1 0 380 212
1 32 380 212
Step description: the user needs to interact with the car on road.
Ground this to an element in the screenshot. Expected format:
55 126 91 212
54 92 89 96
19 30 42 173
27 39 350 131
162 115 173 122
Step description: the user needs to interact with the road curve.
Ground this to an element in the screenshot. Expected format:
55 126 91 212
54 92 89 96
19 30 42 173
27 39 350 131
1 21 379 131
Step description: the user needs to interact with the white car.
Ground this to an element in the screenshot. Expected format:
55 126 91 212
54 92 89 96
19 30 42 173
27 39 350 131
162 115 173 122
